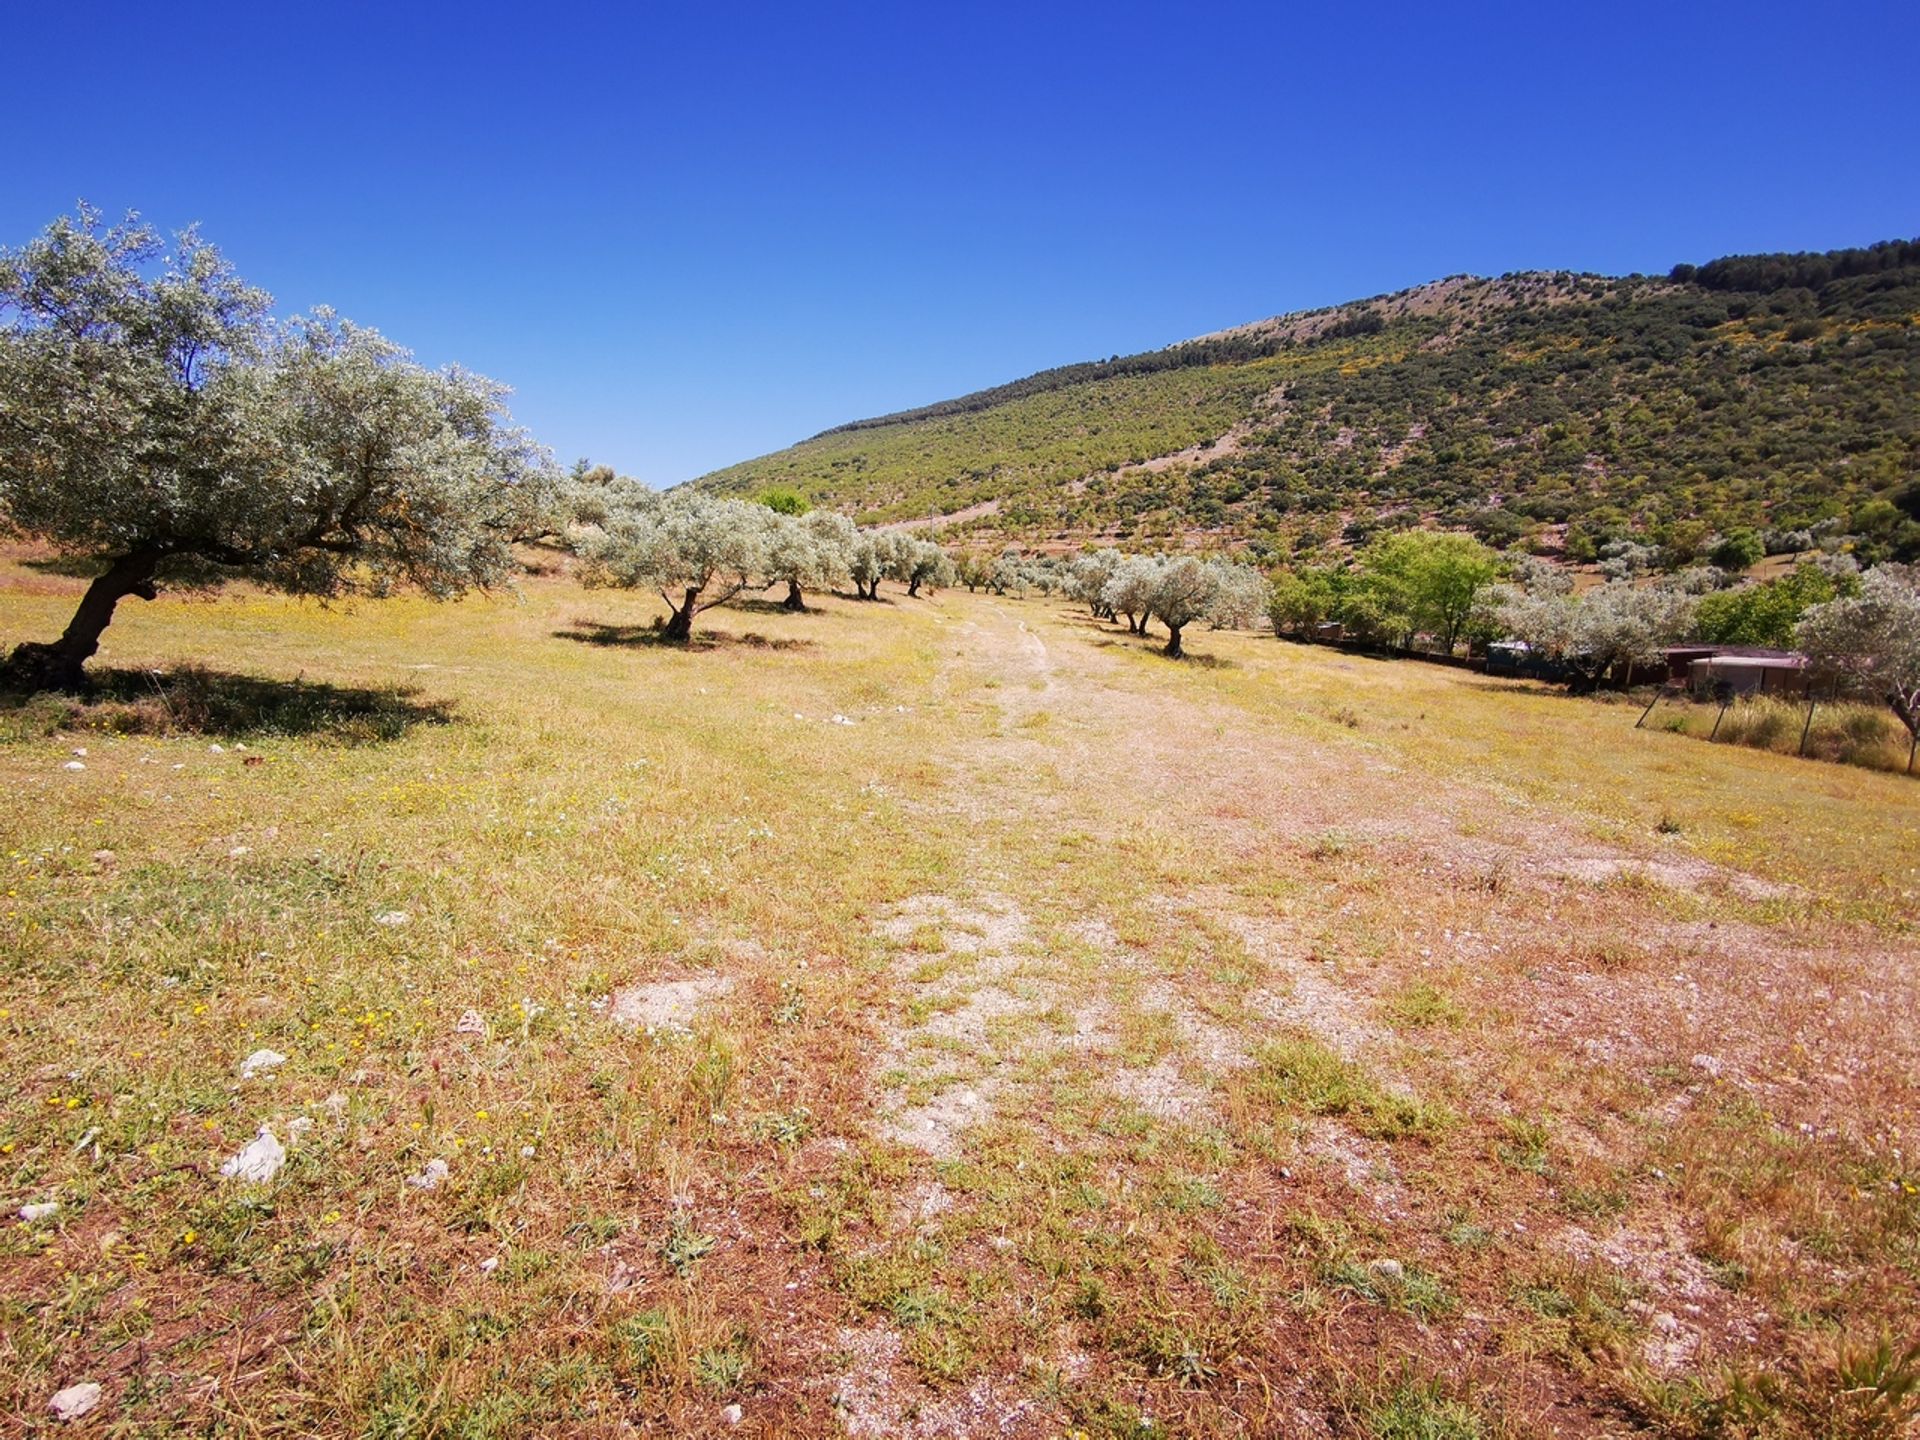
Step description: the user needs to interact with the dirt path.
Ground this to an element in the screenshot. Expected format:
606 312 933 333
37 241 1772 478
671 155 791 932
831 596 1920 1437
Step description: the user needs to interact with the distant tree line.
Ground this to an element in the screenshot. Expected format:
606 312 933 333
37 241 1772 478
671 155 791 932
1674 239 1920 294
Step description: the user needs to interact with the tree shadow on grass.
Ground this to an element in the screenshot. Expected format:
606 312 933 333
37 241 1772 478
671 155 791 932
1 665 456 744
16 554 104 579
1088 635 1239 668
553 621 814 653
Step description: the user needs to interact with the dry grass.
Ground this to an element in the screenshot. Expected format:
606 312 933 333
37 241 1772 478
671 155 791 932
1644 693 1917 778
2 554 1917 1436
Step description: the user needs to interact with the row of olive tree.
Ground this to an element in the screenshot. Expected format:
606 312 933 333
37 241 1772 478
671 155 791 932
0 208 957 685
0 207 565 692
569 482 954 642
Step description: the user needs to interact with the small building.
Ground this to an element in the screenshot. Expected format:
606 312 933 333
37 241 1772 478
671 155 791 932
1686 652 1809 698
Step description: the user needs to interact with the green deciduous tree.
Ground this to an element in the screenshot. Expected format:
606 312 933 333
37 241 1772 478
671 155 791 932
1357 530 1499 654
1694 563 1843 648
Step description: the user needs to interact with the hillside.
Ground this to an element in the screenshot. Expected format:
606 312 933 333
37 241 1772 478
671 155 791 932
691 241 1920 562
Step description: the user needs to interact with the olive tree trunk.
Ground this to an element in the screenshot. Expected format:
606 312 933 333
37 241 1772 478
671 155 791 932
783 580 807 612
1163 622 1185 658
661 586 702 643
0 548 162 693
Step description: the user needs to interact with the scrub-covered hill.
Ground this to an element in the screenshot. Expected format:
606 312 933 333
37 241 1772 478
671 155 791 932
692 241 1920 564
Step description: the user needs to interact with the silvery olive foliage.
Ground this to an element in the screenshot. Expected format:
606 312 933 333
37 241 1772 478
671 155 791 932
1090 552 1270 656
570 488 956 641
574 490 773 642
1797 563 1920 743
1493 577 1697 688
0 206 563 690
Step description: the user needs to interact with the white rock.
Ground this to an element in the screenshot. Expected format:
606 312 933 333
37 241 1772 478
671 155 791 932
287 1117 314 1143
20 1200 59 1222
209 744 225 754
454 1009 486 1035
239 1048 287 1079
63 761 85 771
479 1256 500 1273
49 1382 103 1421
374 909 410 927
407 1158 450 1190
228 845 251 859
219 1126 286 1184
723 1403 743 1425
71 747 88 757
1690 1053 1723 1078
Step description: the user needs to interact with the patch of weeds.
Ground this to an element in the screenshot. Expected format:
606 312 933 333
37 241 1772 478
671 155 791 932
905 1325 977 1383
902 922 947 953
890 1286 954 1328
1070 1276 1110 1319
1065 1394 1162 1440
616 1308 676 1374
367 1361 441 1440
1126 1320 1223 1385
1498 1116 1552 1176
1326 1258 1454 1318
1158 1175 1223 1213
1656 809 1684 835
1591 940 1640 972
1358 1376 1484 1439
691 1335 751 1394
1512 1268 1639 1361
1385 980 1465 1029
1250 1035 1448 1138
750 1106 814 1146
185 1192 278 1274
1307 828 1352 859
1561 1180 1630 1219
660 1212 716 1276
772 980 806 1025
1706 1256 1751 1293
567 1213 624 1246
1442 1219 1494 1250
450 1389 531 1440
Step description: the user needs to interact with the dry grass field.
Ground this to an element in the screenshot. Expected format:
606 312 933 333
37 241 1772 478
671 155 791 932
2 549 1917 1438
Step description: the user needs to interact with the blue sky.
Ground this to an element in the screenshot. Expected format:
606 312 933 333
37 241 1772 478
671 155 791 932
5 2 1915 484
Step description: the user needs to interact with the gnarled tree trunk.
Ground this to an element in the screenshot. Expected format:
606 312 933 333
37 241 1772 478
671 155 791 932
0 548 162 693
661 586 701 643
1164 622 1185 658
783 580 807 612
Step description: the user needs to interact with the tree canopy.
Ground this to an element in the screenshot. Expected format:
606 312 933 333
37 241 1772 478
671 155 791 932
0 207 561 691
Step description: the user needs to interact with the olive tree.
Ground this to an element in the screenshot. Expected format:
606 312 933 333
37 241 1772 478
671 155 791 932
1204 558 1271 630
1070 548 1122 619
1102 555 1162 635
899 538 955 597
574 490 770 642
0 207 561 692
1495 578 1696 691
764 508 855 611
1148 555 1222 657
1797 564 1920 766
848 531 892 600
